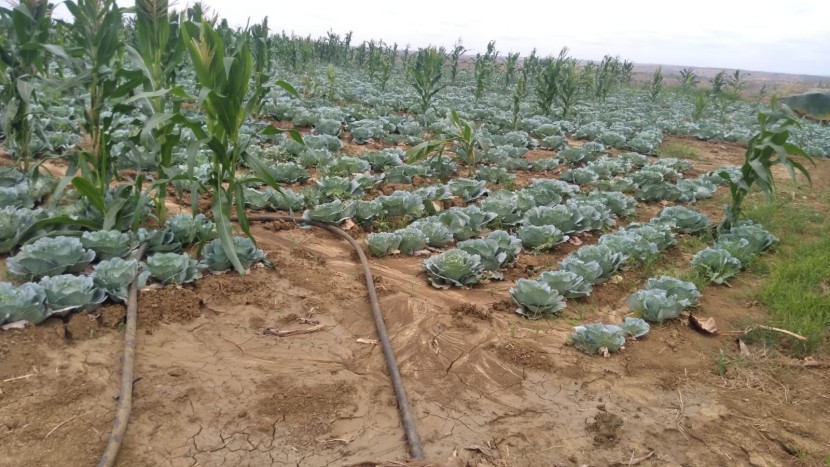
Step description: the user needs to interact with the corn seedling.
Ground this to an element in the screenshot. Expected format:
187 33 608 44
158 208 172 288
720 98 815 230
406 110 480 177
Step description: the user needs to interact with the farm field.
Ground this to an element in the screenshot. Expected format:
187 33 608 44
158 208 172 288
1 1 830 466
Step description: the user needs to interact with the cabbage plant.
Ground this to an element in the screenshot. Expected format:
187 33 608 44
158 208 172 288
362 149 403 171
510 279 567 319
485 230 522 267
447 178 488 203
378 192 425 218
522 205 582 235
457 238 506 274
658 206 710 234
410 220 454 247
568 245 626 282
302 200 355 225
584 191 637 218
423 249 484 288
165 213 217 245
560 167 599 185
0 282 48 324
81 230 134 261
569 324 626 355
354 200 384 224
367 232 402 257
454 206 497 240
645 276 701 307
270 189 306 211
676 179 717 202
478 192 522 226
621 317 651 338
627 289 686 323
0 207 43 253
559 256 604 285
138 228 182 254
40 274 106 312
326 156 371 176
92 258 149 302
538 270 592 298
517 224 568 251
713 237 754 265
567 198 614 231
619 223 676 251
146 252 203 285
475 166 515 185
202 237 268 273
529 178 579 200
395 227 429 255
717 222 778 255
316 176 364 201
599 232 659 264
268 162 310 183
691 247 742 285
6 237 96 280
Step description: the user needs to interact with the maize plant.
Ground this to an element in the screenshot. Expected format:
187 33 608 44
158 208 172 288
473 40 497 101
181 19 296 273
0 0 54 171
128 0 186 224
720 99 814 230
407 110 480 177
448 41 466 83
410 46 446 116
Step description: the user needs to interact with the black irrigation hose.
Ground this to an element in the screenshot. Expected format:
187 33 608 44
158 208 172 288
97 216 424 464
241 214 424 460
98 244 148 467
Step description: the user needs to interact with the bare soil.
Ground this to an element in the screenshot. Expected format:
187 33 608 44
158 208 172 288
2 141 830 466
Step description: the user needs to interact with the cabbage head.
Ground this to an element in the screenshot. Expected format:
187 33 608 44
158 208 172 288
0 282 48 324
6 236 96 280
302 200 355 225
658 206 710 234
40 274 106 312
645 276 701 307
691 247 742 285
510 278 567 319
410 220 454 248
569 324 626 355
146 252 203 285
423 249 484 288
396 227 429 255
202 237 268 273
92 258 149 302
517 224 568 251
81 230 134 261
627 289 686 323
538 270 592 298
367 232 402 257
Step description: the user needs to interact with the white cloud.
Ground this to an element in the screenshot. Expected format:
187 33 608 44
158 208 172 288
52 0 830 76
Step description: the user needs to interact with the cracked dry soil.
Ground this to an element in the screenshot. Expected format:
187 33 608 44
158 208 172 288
2 143 830 466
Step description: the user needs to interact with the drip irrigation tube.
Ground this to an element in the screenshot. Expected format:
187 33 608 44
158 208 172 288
98 245 148 467
98 217 423 465
242 214 424 459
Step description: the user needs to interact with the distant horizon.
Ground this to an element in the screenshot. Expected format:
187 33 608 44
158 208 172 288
51 0 830 77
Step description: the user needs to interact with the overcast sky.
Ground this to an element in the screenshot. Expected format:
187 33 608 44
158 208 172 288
53 0 830 76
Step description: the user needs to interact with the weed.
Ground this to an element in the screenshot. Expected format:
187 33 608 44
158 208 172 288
661 141 701 160
755 232 830 355
738 189 830 355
